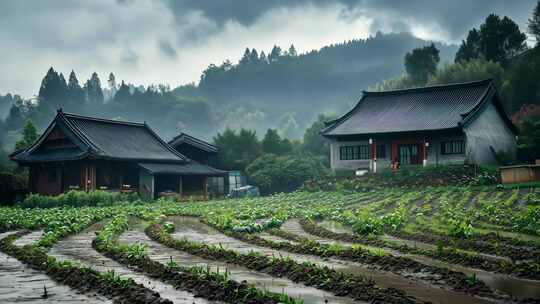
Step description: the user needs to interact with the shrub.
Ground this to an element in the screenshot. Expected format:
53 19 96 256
352 211 384 235
246 153 330 194
17 190 139 208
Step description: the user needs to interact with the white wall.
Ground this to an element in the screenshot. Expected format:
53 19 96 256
330 139 391 171
464 102 516 164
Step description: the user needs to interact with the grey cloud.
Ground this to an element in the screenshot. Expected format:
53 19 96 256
159 41 178 59
163 0 537 40
120 49 139 66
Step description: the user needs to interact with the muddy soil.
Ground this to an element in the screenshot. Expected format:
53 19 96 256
257 232 297 244
0 231 111 304
120 220 359 304
12 230 43 247
320 220 510 262
307 220 540 301
169 216 495 304
47 223 214 304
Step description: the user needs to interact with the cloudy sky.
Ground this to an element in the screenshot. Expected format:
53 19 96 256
0 0 536 98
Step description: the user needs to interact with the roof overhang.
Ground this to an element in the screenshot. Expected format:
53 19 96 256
139 162 227 176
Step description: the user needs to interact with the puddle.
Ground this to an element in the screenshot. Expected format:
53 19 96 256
47 223 215 304
297 220 540 301
122 220 361 304
0 231 111 304
169 216 494 304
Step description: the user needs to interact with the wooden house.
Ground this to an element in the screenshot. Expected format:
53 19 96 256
168 132 225 194
10 110 226 199
168 132 218 165
321 79 518 173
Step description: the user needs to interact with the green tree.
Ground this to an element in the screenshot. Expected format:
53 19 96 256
38 67 68 110
520 118 540 148
67 70 84 108
529 1 540 44
288 44 297 57
428 59 504 88
15 120 38 151
261 129 292 155
84 72 104 104
404 43 440 84
504 46 540 112
213 128 261 171
268 45 282 63
246 154 329 194
455 14 527 65
455 29 482 63
302 114 335 159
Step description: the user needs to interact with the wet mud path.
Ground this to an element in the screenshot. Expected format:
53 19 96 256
169 216 495 304
120 220 359 304
0 231 111 304
47 223 214 304
306 220 540 300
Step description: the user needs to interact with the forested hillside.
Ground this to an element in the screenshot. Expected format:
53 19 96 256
0 32 456 161
176 32 456 138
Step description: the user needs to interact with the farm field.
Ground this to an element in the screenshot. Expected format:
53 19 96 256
0 187 539 304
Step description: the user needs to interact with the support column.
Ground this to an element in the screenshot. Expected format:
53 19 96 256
178 176 183 198
369 138 377 173
203 176 208 199
423 140 429 167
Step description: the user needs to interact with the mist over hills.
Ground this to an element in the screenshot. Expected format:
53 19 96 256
0 32 456 148
174 32 457 139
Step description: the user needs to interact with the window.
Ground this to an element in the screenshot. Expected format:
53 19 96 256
441 140 464 155
339 145 370 160
376 144 386 159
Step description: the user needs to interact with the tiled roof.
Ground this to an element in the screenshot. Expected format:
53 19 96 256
12 111 187 163
321 79 515 136
138 162 226 176
168 132 218 153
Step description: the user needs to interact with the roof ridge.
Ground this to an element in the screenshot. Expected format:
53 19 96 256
143 124 188 161
363 79 493 96
174 132 217 148
61 111 145 127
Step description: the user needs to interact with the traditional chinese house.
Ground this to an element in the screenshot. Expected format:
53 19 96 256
168 132 226 195
168 132 218 165
10 110 226 199
321 79 518 173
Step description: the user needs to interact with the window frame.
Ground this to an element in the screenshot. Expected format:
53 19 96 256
441 140 465 155
339 144 371 160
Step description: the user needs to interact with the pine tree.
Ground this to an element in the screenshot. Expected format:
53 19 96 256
67 70 84 108
259 51 268 63
455 29 481 62
38 67 68 110
84 72 104 104
455 14 526 65
288 44 297 57
249 49 259 63
268 45 282 63
108 73 116 90
239 48 251 66
529 1 540 45
113 80 131 104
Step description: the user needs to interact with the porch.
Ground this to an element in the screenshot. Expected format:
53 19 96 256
330 133 467 173
28 160 226 200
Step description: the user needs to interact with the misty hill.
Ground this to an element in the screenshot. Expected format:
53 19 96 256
174 32 457 138
0 32 457 153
